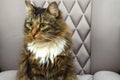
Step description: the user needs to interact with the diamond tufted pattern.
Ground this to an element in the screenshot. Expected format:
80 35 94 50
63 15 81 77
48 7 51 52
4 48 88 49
31 0 91 75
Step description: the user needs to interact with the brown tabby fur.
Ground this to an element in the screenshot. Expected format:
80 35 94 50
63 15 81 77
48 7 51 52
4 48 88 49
16 0 77 80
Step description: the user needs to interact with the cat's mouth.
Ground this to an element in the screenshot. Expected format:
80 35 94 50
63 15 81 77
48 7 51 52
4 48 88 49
30 33 52 42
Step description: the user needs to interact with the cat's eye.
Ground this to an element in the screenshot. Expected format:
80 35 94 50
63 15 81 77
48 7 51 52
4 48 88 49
40 23 46 28
26 22 33 30
29 22 33 26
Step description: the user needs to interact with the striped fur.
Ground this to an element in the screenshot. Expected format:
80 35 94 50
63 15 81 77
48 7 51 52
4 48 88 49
17 1 77 80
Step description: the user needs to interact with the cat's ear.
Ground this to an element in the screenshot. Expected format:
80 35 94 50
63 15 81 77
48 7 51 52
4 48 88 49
47 2 60 17
25 0 35 16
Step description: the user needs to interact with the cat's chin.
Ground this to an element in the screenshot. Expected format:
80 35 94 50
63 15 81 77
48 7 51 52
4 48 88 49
33 36 62 43
33 38 53 43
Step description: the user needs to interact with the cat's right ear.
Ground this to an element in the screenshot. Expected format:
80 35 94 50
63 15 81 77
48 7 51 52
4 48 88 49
47 2 60 18
25 0 35 16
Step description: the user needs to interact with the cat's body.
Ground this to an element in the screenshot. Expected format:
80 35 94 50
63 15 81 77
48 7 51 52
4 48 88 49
16 1 77 80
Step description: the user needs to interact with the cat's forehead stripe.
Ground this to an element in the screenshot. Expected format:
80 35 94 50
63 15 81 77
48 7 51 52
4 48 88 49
35 7 46 15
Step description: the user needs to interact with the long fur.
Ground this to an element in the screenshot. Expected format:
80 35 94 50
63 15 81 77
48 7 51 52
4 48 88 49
17 1 77 80
27 38 67 64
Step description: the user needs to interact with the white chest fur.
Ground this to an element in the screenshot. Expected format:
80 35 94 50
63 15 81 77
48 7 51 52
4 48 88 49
27 38 66 65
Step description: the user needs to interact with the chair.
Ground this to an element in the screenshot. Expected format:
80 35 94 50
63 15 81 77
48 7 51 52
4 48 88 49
0 0 120 80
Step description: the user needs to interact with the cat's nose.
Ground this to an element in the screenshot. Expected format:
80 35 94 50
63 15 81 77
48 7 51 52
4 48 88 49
31 24 44 39
31 27 37 36
31 25 40 36
34 33 41 39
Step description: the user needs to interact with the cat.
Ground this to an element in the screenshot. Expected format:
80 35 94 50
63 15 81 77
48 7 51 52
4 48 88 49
16 0 77 80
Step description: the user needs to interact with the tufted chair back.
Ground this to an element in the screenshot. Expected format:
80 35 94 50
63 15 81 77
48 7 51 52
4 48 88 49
0 0 120 75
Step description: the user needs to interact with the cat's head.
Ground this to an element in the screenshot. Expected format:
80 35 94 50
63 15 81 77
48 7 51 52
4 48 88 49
24 0 70 43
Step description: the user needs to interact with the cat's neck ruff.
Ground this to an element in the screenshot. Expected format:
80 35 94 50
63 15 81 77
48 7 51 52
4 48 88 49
27 38 66 65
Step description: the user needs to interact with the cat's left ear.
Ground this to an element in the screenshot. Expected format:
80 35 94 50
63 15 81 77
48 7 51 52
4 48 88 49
25 0 35 16
47 2 60 18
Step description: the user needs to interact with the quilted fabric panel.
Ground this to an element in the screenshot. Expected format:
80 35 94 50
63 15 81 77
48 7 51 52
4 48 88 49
31 0 91 75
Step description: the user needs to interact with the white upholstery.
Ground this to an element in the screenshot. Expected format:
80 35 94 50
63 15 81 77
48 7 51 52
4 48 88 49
77 75 93 80
0 70 17 80
0 70 120 80
94 71 120 80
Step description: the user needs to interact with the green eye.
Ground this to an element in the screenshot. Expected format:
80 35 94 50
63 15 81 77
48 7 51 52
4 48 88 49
26 22 33 30
41 23 46 28
29 22 33 26
26 22 33 26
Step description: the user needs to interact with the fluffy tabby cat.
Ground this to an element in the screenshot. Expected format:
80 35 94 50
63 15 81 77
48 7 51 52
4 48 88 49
17 0 77 80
